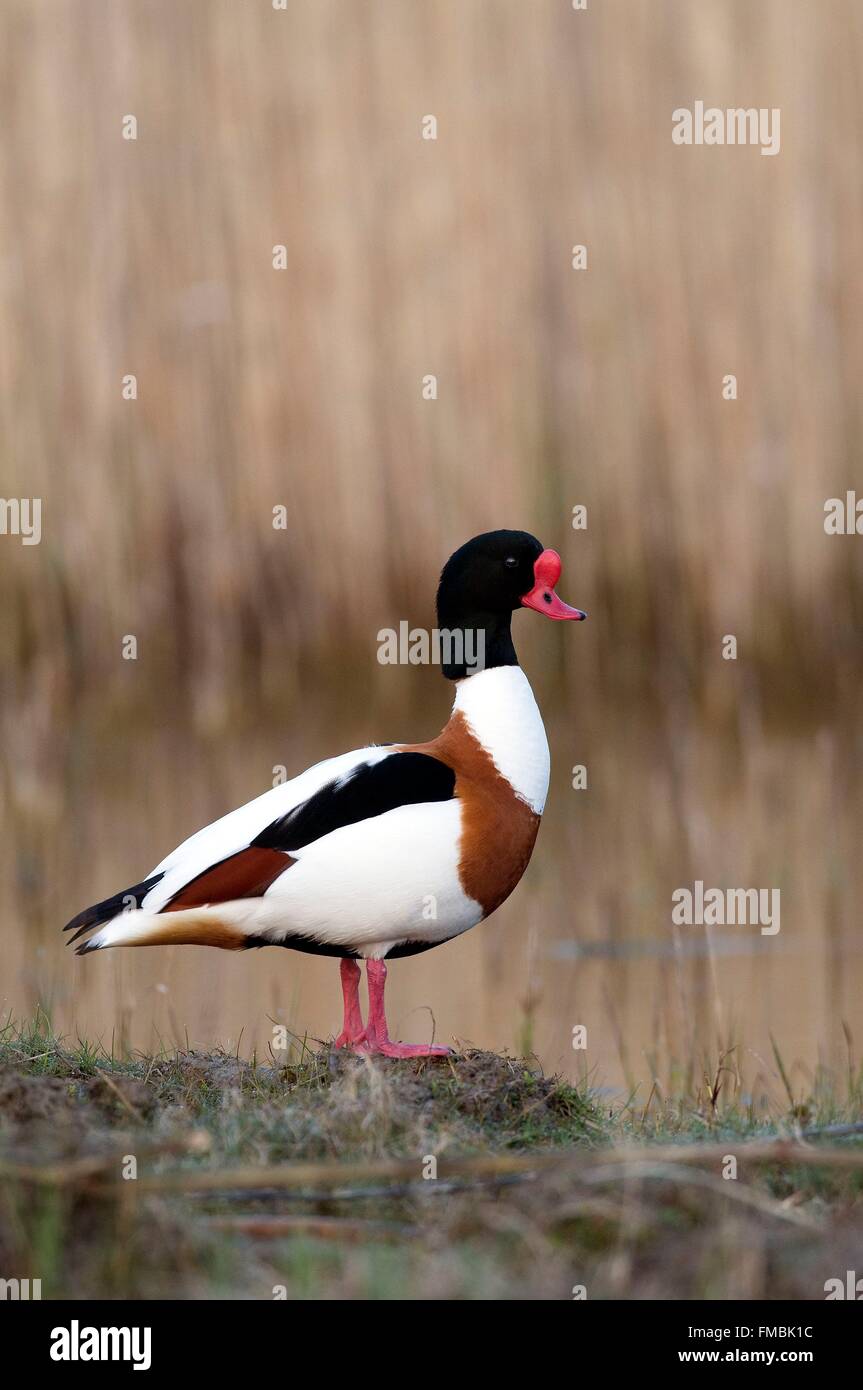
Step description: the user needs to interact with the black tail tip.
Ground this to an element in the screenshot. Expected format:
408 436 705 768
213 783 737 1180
62 873 164 944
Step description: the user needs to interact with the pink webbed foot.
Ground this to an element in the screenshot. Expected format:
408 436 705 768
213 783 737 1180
361 1039 450 1059
359 959 450 1060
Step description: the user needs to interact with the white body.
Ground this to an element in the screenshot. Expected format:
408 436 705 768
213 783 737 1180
86 667 550 958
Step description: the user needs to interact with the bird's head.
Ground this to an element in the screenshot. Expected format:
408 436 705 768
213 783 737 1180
436 529 586 678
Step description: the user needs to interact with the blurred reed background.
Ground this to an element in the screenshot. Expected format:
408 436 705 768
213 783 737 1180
1 0 861 1102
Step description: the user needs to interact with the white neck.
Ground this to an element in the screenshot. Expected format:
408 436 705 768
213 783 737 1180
452 666 550 814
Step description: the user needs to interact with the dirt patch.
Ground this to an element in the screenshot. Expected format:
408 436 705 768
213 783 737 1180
0 1070 79 1127
161 1052 255 1091
81 1073 158 1121
2 1036 862 1299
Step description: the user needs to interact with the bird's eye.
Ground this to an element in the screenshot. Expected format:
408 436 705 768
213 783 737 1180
504 556 518 569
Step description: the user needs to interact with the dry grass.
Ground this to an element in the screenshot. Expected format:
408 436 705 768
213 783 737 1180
2 1021 863 1299
1 0 862 725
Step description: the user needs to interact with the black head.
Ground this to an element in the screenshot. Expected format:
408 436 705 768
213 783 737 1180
436 529 586 679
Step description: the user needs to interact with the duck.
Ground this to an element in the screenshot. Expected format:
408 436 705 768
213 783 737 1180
64 530 586 1057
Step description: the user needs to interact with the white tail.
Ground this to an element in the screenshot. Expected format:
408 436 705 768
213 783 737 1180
75 904 257 954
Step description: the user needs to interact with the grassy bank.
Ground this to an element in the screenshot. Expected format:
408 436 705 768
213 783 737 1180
1 1016 862 1300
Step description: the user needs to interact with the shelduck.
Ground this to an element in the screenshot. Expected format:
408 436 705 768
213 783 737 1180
65 530 586 1057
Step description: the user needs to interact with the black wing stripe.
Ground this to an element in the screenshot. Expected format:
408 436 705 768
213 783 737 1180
250 752 456 852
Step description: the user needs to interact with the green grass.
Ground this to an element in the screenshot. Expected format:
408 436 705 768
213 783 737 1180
1 1014 862 1300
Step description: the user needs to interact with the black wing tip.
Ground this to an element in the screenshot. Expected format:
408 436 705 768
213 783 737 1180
65 911 109 947
62 873 164 946
64 908 102 944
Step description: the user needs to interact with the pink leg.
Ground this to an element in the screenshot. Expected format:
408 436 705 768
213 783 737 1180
361 959 450 1058
333 958 366 1048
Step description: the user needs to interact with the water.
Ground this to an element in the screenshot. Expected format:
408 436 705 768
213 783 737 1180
3 684 861 1107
